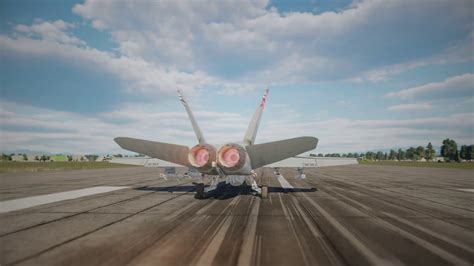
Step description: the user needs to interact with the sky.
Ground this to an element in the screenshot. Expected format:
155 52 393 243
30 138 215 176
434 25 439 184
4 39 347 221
0 0 473 155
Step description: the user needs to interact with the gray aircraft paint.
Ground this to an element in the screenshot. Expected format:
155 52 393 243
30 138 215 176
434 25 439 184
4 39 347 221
113 89 323 182
243 88 268 146
178 90 206 144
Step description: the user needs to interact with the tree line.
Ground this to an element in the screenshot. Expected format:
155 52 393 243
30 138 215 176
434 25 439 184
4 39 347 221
311 139 473 162
0 153 145 162
2 139 473 163
0 154 101 162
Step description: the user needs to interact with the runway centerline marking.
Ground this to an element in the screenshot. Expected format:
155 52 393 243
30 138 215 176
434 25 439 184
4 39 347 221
457 188 474 193
276 174 294 189
0 186 129 213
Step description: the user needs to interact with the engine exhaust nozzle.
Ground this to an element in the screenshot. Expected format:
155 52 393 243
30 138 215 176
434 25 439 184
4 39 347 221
217 144 247 171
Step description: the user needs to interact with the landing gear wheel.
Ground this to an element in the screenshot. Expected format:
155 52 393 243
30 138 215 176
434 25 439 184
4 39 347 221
241 181 250 194
195 183 205 199
261 185 268 199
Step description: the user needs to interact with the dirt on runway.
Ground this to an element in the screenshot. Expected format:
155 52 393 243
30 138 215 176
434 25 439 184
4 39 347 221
0 165 473 265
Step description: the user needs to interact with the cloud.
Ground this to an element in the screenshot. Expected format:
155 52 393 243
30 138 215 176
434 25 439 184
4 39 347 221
337 100 350 105
14 20 86 46
70 0 473 83
217 85 258 95
72 0 270 69
387 103 433 112
2 2 473 155
0 100 250 154
259 112 474 152
1 18 268 97
2 100 472 154
1 0 472 100
385 73 474 99
0 33 216 96
351 32 474 82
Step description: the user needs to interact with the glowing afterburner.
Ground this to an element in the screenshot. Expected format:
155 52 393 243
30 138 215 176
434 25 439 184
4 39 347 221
194 148 209 167
217 144 247 171
222 148 240 167
188 144 216 171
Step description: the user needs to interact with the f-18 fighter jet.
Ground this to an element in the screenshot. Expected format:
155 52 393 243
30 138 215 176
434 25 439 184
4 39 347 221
114 89 318 198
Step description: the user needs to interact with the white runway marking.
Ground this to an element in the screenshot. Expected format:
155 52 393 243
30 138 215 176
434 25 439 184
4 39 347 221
457 188 474 193
276 174 294 189
0 186 129 213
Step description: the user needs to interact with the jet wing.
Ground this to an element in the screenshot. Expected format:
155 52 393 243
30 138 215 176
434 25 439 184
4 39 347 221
266 156 318 168
267 156 358 168
246 136 318 169
109 157 181 167
114 137 191 167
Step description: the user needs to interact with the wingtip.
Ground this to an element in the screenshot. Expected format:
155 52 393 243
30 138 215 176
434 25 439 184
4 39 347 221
311 137 319 149
114 137 126 144
302 136 319 149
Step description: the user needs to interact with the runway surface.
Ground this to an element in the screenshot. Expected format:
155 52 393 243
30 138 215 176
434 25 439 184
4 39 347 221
0 165 473 265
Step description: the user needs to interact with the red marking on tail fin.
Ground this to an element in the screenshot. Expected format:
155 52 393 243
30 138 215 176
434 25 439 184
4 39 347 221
260 89 269 109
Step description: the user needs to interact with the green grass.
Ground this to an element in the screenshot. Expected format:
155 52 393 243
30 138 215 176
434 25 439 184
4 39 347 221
0 161 139 173
359 160 474 169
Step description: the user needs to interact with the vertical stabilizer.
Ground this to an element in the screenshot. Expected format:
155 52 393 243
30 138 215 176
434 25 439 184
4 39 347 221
243 88 269 146
177 90 206 144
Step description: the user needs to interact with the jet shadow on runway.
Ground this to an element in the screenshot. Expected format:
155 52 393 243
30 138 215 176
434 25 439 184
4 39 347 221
136 181 317 200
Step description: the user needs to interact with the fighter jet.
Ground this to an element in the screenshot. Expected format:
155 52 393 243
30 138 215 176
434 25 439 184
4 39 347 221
114 89 318 198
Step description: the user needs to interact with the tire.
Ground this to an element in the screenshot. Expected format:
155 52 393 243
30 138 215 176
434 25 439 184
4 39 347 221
195 183 205 199
261 185 268 199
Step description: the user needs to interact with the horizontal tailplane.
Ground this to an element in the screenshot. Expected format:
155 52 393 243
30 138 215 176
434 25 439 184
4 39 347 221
246 136 318 169
114 137 191 167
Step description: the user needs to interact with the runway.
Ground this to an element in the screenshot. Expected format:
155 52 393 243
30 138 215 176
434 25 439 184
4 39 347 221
0 165 473 265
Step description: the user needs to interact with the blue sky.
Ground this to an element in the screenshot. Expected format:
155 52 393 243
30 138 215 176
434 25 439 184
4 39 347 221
0 0 473 155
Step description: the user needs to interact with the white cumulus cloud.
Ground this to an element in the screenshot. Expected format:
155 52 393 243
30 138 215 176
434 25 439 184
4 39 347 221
14 20 86 46
70 0 473 83
385 73 474 99
387 103 433 112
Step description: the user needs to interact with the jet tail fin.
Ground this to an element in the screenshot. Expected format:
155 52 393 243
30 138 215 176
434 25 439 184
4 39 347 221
246 136 318 169
243 88 268 145
178 90 206 144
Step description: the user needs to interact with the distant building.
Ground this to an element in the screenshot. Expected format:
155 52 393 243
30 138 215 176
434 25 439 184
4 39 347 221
50 155 68 162
71 155 85 162
26 155 38 161
11 155 24 161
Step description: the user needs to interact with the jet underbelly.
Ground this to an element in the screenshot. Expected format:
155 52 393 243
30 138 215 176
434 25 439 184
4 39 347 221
227 175 247 186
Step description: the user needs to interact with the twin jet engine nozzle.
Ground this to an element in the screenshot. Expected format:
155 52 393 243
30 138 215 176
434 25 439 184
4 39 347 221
188 144 216 172
188 143 251 174
217 144 247 171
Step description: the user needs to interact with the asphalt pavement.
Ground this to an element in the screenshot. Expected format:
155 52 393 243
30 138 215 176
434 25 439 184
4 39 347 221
0 165 472 265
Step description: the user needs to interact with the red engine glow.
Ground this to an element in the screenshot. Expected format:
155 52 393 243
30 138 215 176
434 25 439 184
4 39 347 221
221 148 240 167
194 148 209 167
217 144 246 171
188 144 216 171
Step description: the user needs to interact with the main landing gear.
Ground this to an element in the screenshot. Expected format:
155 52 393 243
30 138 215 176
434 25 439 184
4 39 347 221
194 173 206 199
194 174 220 199
195 183 205 199
249 170 268 199
194 172 268 199
261 185 268 199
